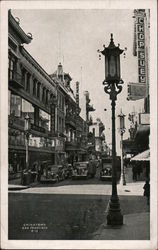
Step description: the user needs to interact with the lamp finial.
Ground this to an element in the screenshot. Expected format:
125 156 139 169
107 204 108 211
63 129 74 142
111 33 113 42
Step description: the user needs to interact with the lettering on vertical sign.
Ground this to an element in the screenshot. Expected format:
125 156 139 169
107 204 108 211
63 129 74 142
136 15 146 84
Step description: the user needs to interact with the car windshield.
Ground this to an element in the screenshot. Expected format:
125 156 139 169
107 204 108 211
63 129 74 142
103 163 111 169
49 166 59 172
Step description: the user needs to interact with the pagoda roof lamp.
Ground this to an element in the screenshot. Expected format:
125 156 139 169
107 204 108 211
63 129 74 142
98 33 126 226
118 109 126 135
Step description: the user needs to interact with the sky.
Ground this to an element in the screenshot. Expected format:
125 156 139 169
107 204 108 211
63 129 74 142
12 9 144 154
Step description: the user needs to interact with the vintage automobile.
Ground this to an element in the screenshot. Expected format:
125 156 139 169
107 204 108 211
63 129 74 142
72 161 96 179
100 156 121 181
100 163 112 180
40 164 65 183
88 160 97 178
72 162 89 179
63 164 73 179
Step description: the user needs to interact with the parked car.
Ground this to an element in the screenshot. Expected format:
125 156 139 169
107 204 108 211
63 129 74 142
63 164 73 179
88 160 97 178
72 162 89 179
40 165 65 183
72 161 96 179
100 156 121 181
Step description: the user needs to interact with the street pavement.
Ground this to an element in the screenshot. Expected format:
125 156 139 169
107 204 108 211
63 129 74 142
8 167 150 240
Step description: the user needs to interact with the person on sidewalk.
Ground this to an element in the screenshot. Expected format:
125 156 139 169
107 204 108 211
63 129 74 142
31 162 38 182
143 180 150 205
132 164 137 181
37 163 42 182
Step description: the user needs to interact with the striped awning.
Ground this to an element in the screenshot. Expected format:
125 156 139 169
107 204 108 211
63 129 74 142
130 149 150 162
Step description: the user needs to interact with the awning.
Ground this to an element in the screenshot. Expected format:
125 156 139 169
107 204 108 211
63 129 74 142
130 149 150 162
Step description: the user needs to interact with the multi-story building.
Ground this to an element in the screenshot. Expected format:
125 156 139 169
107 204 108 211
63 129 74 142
80 90 95 156
124 9 150 179
8 11 57 178
50 63 87 165
8 11 94 181
89 118 105 154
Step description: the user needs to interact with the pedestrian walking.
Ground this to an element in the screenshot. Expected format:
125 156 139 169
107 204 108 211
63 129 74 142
31 162 37 182
136 163 141 180
143 180 150 205
132 164 137 181
37 163 42 182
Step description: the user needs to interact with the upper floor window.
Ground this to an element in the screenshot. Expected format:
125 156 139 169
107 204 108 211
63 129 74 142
8 57 16 80
62 96 64 111
33 79 37 96
46 90 49 105
42 87 46 103
37 82 41 99
21 68 26 88
9 93 22 117
26 73 31 92
21 99 34 124
39 109 50 131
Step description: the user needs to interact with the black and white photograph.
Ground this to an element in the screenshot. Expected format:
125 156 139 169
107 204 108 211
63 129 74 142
0 0 157 249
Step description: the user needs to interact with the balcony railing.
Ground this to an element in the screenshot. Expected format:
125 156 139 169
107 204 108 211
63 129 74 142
8 69 23 89
31 124 46 133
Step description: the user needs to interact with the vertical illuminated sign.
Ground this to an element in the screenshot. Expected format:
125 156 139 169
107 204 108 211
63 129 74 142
135 10 146 84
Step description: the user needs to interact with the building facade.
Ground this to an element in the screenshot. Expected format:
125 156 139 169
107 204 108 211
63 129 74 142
8 11 98 182
89 118 106 157
8 11 58 178
123 9 150 179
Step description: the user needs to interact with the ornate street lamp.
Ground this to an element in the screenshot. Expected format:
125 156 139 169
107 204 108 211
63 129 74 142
118 109 126 186
98 33 125 225
24 113 31 171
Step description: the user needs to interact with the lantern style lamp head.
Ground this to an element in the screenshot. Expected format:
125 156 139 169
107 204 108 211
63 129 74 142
118 109 126 133
101 33 124 84
24 113 30 131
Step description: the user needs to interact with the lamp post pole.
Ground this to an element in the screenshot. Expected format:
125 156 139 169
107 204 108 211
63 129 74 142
98 33 125 225
24 113 30 171
118 110 126 185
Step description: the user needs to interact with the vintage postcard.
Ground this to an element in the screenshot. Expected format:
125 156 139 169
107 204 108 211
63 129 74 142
0 0 157 249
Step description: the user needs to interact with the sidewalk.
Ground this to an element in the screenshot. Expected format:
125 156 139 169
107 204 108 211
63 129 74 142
93 212 150 240
92 172 150 240
8 184 29 191
8 178 39 190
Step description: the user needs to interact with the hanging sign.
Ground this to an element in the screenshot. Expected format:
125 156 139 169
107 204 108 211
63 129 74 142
135 10 146 85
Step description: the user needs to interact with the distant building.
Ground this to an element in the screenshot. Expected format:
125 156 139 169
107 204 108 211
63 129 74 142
89 118 106 156
50 63 88 164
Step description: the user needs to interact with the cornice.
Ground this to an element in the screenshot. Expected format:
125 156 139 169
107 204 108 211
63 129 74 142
9 11 32 44
20 46 56 89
